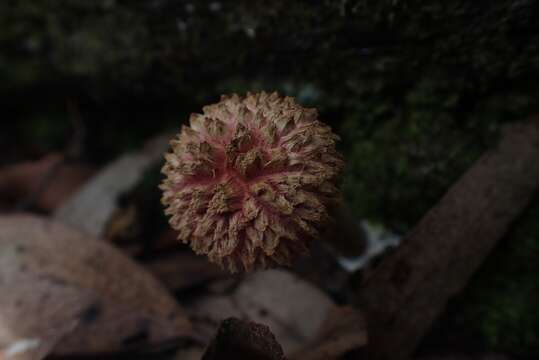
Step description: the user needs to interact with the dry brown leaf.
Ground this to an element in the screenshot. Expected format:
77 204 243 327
290 306 367 360
188 269 334 355
0 214 192 359
0 154 95 211
201 318 286 360
54 133 172 237
0 268 96 360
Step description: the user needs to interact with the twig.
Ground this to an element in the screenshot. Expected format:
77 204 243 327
354 117 539 360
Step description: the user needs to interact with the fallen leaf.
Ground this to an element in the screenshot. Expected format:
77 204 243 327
0 267 95 360
54 133 172 237
103 205 139 242
188 269 334 354
0 154 95 211
0 214 192 359
290 306 367 360
201 318 286 360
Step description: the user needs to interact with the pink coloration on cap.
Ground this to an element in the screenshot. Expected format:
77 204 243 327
160 92 344 272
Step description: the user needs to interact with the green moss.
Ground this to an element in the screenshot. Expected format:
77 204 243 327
453 199 539 355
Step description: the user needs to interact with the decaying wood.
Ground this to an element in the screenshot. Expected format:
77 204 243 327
54 133 172 237
355 118 539 360
0 214 192 359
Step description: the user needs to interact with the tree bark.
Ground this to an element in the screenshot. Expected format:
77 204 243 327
355 117 539 360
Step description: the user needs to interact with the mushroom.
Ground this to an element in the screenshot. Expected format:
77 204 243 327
160 92 344 272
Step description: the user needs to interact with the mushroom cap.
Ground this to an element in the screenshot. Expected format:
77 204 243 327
160 92 344 272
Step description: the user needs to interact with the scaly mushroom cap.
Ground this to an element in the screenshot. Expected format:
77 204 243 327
160 92 344 272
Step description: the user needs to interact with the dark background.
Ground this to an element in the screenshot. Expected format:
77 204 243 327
2 0 539 356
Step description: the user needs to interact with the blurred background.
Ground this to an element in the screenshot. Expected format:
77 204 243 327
1 0 539 357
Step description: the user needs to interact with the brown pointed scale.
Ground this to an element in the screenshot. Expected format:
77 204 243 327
160 92 345 272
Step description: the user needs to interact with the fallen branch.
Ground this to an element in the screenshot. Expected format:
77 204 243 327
355 117 539 360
